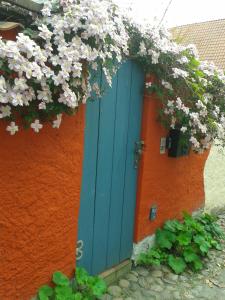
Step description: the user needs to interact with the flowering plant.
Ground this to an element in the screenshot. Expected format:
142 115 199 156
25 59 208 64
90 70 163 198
0 0 225 153
128 23 225 152
0 0 128 134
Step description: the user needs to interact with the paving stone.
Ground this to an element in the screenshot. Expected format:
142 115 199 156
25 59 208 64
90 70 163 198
100 294 112 300
129 282 140 291
119 279 130 289
165 273 178 281
108 286 122 297
163 278 177 285
141 289 157 299
107 214 225 300
135 267 149 277
151 270 163 277
138 277 148 289
132 290 143 299
145 276 155 285
130 271 138 277
172 291 181 299
126 273 138 282
155 278 164 285
149 284 164 292
159 291 173 300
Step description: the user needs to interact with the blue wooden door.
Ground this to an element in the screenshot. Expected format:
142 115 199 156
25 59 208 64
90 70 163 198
77 60 144 275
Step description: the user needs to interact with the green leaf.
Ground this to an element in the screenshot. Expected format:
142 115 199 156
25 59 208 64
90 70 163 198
38 285 53 300
164 220 184 232
183 250 199 263
75 267 89 286
194 235 211 254
91 277 107 298
177 233 192 246
52 271 70 287
55 286 73 299
156 229 176 249
211 240 222 251
168 255 186 274
73 293 83 300
193 258 203 271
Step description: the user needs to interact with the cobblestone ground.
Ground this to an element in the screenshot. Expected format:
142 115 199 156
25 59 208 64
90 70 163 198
103 213 225 300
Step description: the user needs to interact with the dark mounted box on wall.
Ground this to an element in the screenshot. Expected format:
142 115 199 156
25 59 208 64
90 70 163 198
167 129 190 158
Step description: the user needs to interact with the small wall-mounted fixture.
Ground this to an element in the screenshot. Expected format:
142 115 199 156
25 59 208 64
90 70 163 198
167 129 190 158
149 205 157 221
160 137 167 154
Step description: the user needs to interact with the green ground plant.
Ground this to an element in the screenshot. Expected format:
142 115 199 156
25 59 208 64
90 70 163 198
138 213 225 274
37 267 107 300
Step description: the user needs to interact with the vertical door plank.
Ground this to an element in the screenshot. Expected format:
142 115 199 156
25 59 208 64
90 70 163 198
106 61 133 267
91 73 118 274
120 62 144 261
77 71 101 273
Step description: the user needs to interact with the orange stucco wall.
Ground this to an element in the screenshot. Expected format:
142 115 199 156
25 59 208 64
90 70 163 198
134 93 209 242
0 27 85 300
0 109 85 300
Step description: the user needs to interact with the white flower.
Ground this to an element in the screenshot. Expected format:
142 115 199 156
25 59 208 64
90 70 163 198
0 105 11 118
0 76 6 93
167 100 174 108
92 62 98 70
145 82 152 88
52 114 62 129
92 83 100 96
161 80 173 91
178 56 189 64
6 121 18 135
148 50 160 64
38 24 53 41
14 78 28 91
31 119 43 133
39 102 46 110
180 126 187 133
139 41 147 55
190 136 200 148
172 68 189 79
176 97 183 110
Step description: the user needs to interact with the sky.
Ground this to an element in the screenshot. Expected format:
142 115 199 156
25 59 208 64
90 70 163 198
115 0 225 28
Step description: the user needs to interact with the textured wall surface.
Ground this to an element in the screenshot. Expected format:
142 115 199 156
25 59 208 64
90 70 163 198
0 108 85 300
134 94 209 242
204 145 225 212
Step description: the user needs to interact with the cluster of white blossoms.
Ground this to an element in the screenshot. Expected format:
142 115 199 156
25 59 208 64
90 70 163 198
135 23 225 152
0 0 129 134
1 0 225 153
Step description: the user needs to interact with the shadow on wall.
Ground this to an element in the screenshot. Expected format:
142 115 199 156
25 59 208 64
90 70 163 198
204 144 225 213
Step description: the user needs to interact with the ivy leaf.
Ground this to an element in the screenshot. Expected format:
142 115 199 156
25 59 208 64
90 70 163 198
168 255 186 274
52 271 70 287
156 229 176 249
38 285 53 300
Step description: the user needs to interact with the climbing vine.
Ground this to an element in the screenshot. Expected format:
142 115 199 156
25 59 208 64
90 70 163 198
1 0 225 152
